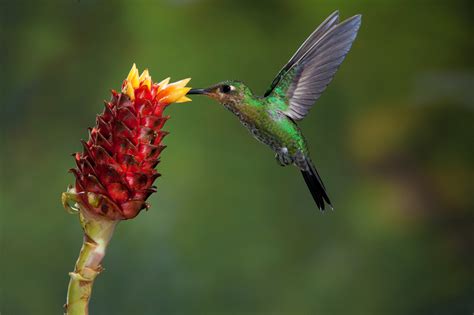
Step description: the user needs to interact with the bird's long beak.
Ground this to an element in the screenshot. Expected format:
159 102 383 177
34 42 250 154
187 88 208 95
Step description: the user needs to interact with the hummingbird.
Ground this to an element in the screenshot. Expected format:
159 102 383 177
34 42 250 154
188 11 361 210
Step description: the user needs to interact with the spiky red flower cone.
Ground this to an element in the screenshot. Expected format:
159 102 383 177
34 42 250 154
69 64 191 220
62 64 191 315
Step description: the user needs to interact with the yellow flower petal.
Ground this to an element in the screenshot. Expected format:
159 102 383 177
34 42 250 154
140 69 152 89
167 78 191 89
125 81 135 100
157 77 170 92
126 63 140 89
181 87 192 94
175 96 192 103
126 63 137 81
142 78 151 90
139 69 150 82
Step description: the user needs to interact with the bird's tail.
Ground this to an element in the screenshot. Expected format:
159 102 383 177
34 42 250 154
301 160 332 211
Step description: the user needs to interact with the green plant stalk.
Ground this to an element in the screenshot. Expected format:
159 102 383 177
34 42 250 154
64 205 118 315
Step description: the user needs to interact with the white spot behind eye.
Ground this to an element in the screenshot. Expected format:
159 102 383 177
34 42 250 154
230 85 236 91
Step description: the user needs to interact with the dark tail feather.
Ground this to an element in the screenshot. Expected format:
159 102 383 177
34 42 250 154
301 161 332 211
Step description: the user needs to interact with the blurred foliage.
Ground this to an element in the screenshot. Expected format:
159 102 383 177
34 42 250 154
1 0 473 314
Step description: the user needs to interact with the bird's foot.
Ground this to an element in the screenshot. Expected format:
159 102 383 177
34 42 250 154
275 148 293 166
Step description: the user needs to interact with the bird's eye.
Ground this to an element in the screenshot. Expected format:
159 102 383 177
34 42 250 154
220 85 232 93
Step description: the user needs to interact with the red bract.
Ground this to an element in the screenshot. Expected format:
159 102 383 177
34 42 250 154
70 64 191 220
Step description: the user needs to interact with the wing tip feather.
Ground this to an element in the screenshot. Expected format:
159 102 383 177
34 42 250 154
266 12 362 121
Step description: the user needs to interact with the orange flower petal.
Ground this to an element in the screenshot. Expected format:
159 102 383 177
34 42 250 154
162 87 192 103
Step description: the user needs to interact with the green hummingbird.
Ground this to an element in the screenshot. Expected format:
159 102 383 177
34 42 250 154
188 11 361 210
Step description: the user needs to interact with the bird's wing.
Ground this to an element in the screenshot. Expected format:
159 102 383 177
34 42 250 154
264 10 340 98
266 13 361 121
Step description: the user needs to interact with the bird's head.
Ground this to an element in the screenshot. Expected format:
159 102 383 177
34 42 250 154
187 80 252 107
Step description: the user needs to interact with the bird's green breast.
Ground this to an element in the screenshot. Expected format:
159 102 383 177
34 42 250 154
229 96 307 156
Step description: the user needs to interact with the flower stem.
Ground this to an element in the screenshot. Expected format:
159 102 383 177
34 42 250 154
65 208 118 315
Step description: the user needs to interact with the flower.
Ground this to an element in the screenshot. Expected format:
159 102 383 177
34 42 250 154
69 64 191 220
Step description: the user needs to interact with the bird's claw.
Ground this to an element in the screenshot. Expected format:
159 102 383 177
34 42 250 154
275 148 292 166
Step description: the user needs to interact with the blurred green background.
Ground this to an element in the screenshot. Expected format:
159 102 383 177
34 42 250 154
1 0 473 314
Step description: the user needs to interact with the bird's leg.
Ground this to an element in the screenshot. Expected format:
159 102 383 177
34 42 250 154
276 147 293 166
275 153 285 166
